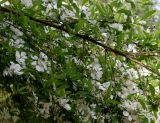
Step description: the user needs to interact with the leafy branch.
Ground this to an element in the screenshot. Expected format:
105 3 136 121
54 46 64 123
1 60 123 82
0 6 160 76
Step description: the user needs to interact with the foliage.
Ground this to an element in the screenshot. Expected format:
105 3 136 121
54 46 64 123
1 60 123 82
0 0 160 122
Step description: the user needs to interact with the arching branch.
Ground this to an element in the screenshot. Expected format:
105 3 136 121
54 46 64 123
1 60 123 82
0 6 159 76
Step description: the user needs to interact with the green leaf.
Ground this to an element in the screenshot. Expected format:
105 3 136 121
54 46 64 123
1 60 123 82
0 0 8 4
138 98 146 109
105 5 113 16
0 90 11 102
69 0 79 14
117 9 131 16
75 19 85 32
142 10 156 20
111 115 119 123
82 0 88 5
57 0 63 8
115 13 127 23
19 15 29 27
125 0 135 9
150 119 155 123
96 2 106 15
104 85 112 100
140 117 149 123
149 84 155 96
56 86 66 97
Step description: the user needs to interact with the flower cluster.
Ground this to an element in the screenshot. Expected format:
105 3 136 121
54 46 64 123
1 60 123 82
118 80 141 98
31 52 50 73
88 58 103 80
3 62 24 76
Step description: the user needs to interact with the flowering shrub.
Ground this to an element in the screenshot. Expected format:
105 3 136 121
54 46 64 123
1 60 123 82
0 0 160 122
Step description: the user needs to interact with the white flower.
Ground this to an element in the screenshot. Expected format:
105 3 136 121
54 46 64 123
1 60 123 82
58 99 71 111
109 23 123 31
31 55 38 60
123 44 137 53
121 100 140 111
63 104 71 111
155 86 160 94
82 6 91 16
46 3 52 14
115 60 128 72
16 51 27 66
3 68 12 76
103 82 110 88
21 0 33 7
131 17 134 23
138 20 146 25
98 85 106 91
91 70 103 80
119 80 140 98
90 104 96 109
31 61 37 66
125 68 138 79
157 111 160 121
123 111 129 116
34 60 47 72
93 81 110 91
35 64 45 72
147 28 150 33
89 59 103 80
40 60 48 70
10 62 23 75
139 67 151 76
126 81 138 91
58 99 69 105
10 38 25 48
51 1 57 9
39 102 51 119
63 33 70 38
1 1 10 7
128 115 132 121
90 111 97 119
40 52 48 61
101 33 108 38
88 20 96 25
10 26 23 37
44 26 49 33
60 9 75 21
71 57 83 65
110 95 113 99
31 52 50 72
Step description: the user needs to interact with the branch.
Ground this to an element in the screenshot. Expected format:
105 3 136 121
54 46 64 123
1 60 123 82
126 51 159 57
0 6 160 76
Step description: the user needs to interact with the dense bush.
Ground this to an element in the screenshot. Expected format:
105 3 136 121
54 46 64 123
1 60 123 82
0 0 160 122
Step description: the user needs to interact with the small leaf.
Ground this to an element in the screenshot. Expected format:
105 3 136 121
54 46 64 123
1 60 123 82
96 2 106 15
0 0 8 4
19 15 29 27
104 85 112 100
115 13 127 23
82 0 88 5
125 0 135 9
138 98 146 109
140 117 148 123
149 84 155 96
142 10 156 20
57 0 63 8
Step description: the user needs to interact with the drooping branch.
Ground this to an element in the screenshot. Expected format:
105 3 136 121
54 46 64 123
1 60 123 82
0 6 160 76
